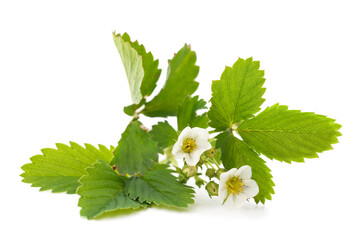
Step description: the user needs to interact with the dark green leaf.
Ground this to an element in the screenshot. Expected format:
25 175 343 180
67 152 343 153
143 44 199 117
77 160 146 219
209 58 266 131
177 96 209 131
125 165 195 207
150 121 177 150
111 121 159 175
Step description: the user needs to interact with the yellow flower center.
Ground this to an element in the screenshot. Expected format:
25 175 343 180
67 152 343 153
182 138 197 153
226 176 244 195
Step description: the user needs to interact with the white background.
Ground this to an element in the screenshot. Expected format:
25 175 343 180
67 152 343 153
1 0 363 239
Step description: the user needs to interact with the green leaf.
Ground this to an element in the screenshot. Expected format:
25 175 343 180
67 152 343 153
111 121 160 175
150 121 177 150
177 96 209 131
143 44 200 117
120 33 162 97
77 160 146 219
113 32 144 104
216 131 274 204
208 58 266 131
125 165 195 207
21 142 114 194
237 104 342 163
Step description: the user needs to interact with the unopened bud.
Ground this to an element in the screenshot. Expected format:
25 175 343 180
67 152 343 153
205 148 216 158
178 174 188 184
182 165 198 178
216 169 226 179
195 176 205 188
205 168 215 179
205 181 219 197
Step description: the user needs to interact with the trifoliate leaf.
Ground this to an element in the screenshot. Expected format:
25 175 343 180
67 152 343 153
125 165 195 207
177 96 209 131
237 104 342 163
21 142 113 194
111 121 159 175
143 44 200 117
150 121 177 150
208 58 266 131
120 33 162 97
113 33 143 104
77 160 146 219
216 131 274 204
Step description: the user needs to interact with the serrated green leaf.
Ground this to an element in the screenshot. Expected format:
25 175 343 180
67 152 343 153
177 96 209 131
120 33 162 97
142 44 200 117
216 131 274 204
125 165 195 207
111 121 160 175
150 121 177 150
237 104 342 163
209 58 266 131
21 142 114 194
113 32 144 104
77 160 146 219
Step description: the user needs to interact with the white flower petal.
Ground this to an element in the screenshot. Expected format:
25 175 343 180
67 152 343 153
242 179 259 198
195 139 212 152
191 127 209 141
235 165 252 180
184 151 200 166
171 141 184 158
232 194 248 208
178 126 192 141
219 168 237 184
224 194 234 206
218 185 228 201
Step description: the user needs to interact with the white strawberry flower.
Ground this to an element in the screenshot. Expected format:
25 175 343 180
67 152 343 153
172 126 212 166
219 165 259 208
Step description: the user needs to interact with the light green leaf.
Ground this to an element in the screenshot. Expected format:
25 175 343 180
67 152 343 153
216 131 274 204
150 121 177 150
77 160 146 220
237 104 342 163
111 121 160 175
120 33 162 97
208 58 266 131
143 44 200 117
125 165 195 207
21 142 114 194
113 32 144 104
177 96 209 131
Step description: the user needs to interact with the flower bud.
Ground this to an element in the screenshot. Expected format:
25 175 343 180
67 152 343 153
178 174 188 184
215 168 226 179
205 168 215 179
195 176 205 188
205 147 216 158
205 181 219 197
182 165 198 178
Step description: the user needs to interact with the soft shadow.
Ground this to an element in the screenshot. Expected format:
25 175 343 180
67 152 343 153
153 204 192 213
94 207 147 220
